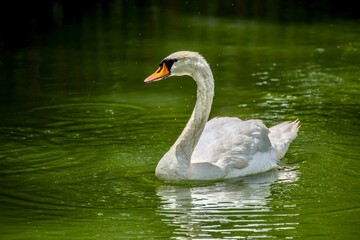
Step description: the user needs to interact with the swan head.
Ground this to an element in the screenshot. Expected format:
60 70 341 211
144 51 209 83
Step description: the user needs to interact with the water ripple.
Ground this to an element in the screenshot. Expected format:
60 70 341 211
27 102 144 121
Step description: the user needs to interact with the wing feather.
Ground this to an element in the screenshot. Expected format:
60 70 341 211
191 117 273 170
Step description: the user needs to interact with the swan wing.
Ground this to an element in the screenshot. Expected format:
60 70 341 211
192 117 273 170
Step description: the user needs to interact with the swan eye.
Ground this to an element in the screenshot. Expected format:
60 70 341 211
160 58 178 71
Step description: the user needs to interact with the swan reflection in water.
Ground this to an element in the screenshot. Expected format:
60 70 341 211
156 168 299 239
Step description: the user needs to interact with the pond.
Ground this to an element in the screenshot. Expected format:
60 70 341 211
0 1 359 239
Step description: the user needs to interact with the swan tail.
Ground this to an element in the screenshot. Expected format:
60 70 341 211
269 120 300 159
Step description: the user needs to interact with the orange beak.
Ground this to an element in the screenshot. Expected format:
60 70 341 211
144 63 170 83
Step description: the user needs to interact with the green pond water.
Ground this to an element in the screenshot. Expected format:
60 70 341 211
1 1 359 239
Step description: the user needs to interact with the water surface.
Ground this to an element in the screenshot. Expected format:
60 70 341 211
0 1 359 239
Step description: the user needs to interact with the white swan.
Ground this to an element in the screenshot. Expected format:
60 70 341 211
144 51 299 181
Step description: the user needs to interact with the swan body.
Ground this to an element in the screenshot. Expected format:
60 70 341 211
144 51 299 181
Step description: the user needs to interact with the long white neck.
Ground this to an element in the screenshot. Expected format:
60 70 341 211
173 65 214 167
